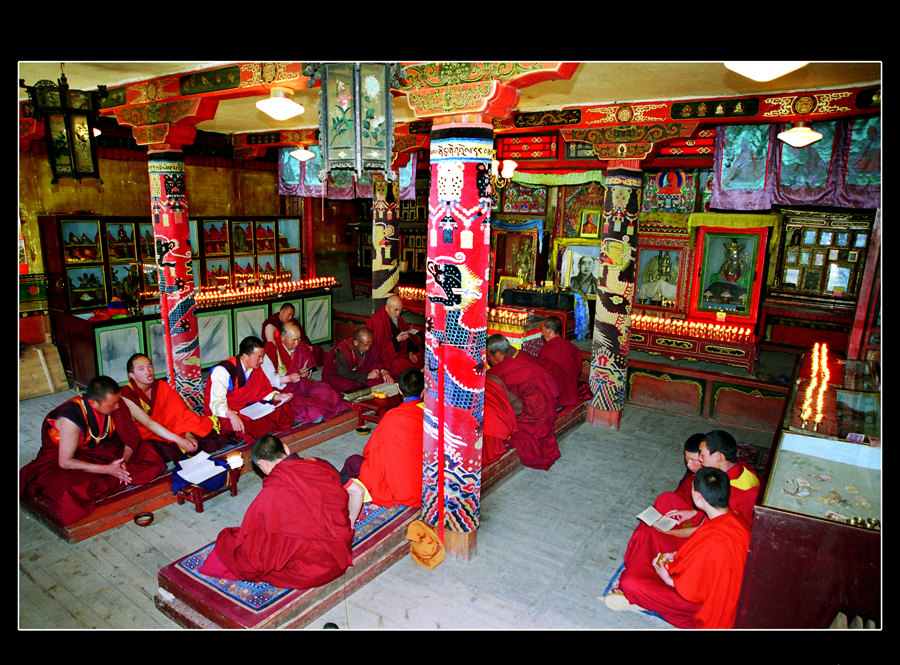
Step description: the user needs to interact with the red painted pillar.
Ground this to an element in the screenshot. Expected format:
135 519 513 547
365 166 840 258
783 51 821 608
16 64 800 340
421 116 494 560
147 145 203 412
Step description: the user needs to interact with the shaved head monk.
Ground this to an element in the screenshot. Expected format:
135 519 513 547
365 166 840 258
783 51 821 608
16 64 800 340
199 435 357 589
342 368 427 509
611 467 752 629
322 327 393 393
261 302 325 367
260 321 347 424
202 336 295 446
20 375 166 525
365 294 424 380
486 334 561 470
120 354 231 464
536 316 588 409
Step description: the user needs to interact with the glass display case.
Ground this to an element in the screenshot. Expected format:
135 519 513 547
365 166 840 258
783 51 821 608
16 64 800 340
734 349 881 629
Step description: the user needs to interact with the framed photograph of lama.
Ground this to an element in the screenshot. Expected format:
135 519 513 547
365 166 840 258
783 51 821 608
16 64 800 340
550 238 603 298
579 208 602 238
688 226 769 325
634 236 691 315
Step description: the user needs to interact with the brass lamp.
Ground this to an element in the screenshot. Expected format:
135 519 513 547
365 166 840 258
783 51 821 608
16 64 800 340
20 63 108 184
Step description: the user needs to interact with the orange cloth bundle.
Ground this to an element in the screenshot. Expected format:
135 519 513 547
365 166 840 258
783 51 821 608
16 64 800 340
405 520 445 570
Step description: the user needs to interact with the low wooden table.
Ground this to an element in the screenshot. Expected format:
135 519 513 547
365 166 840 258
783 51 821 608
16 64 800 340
175 467 241 514
346 394 403 428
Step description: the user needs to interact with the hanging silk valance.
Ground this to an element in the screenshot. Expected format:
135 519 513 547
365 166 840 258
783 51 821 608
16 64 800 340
512 169 606 188
278 146 417 200
711 117 880 211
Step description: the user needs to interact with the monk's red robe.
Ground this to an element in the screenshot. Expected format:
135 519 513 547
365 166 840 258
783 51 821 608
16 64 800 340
365 305 423 380
120 378 229 464
623 461 758 581
261 313 325 367
621 509 751 629
482 378 517 466
202 356 294 446
536 336 584 409
487 350 561 470
20 395 166 525
202 455 353 589
264 339 348 423
322 335 387 392
357 398 425 507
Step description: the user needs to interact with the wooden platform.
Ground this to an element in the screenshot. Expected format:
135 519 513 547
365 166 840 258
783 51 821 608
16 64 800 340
19 344 68 400
20 408 359 544
152 399 589 629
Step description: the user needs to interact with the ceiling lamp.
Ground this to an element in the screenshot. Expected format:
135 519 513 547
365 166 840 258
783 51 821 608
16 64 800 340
778 121 823 148
290 146 316 162
20 63 107 184
724 61 808 82
304 62 405 180
256 87 305 121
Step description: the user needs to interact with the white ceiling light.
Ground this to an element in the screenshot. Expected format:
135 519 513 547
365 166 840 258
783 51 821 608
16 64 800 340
777 121 823 148
255 87 304 121
724 61 809 82
290 146 316 162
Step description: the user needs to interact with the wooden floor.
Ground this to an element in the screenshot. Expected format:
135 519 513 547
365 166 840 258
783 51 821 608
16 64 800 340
19 385 775 630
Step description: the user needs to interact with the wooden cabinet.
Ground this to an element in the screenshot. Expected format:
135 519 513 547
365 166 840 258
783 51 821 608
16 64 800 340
735 352 881 628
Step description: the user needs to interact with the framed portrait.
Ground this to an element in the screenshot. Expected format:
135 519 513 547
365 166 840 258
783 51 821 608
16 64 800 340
550 238 604 298
828 249 839 261
634 234 691 314
819 230 834 246
579 208 602 239
802 229 818 245
848 250 859 263
688 226 769 324
784 268 801 288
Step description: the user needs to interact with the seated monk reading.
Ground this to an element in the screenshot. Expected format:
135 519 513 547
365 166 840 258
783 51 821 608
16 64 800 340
536 316 590 409
198 435 360 590
486 334 561 471
322 327 394 393
261 302 325 368
610 467 753 629
604 433 705 610
365 294 424 380
120 354 232 464
482 373 521 467
20 376 167 525
342 368 426 509
261 321 348 425
203 336 295 446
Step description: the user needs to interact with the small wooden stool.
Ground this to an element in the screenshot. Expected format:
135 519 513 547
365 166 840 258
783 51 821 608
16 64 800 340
175 467 241 514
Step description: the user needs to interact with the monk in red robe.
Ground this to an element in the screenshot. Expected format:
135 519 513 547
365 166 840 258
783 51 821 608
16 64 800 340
199 435 354 589
322 328 393 393
605 433 705 609
20 376 166 525
348 368 426 508
482 374 520 466
120 354 231 464
203 336 295 446
365 295 424 380
261 321 348 424
613 467 752 629
261 302 325 367
536 316 589 409
486 334 561 470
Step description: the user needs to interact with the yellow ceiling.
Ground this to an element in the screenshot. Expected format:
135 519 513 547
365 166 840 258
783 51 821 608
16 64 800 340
18 61 882 137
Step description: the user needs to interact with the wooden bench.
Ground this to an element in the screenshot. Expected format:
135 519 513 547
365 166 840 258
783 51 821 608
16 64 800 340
20 409 360 544
153 398 589 629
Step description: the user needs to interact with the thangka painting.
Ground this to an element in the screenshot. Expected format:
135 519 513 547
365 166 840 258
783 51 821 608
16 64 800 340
699 169 714 211
689 226 768 324
846 116 880 187
641 169 698 213
561 182 604 237
719 125 772 191
501 181 548 215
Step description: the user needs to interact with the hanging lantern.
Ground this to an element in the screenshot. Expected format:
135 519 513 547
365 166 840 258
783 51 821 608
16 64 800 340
305 62 404 181
20 64 108 184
